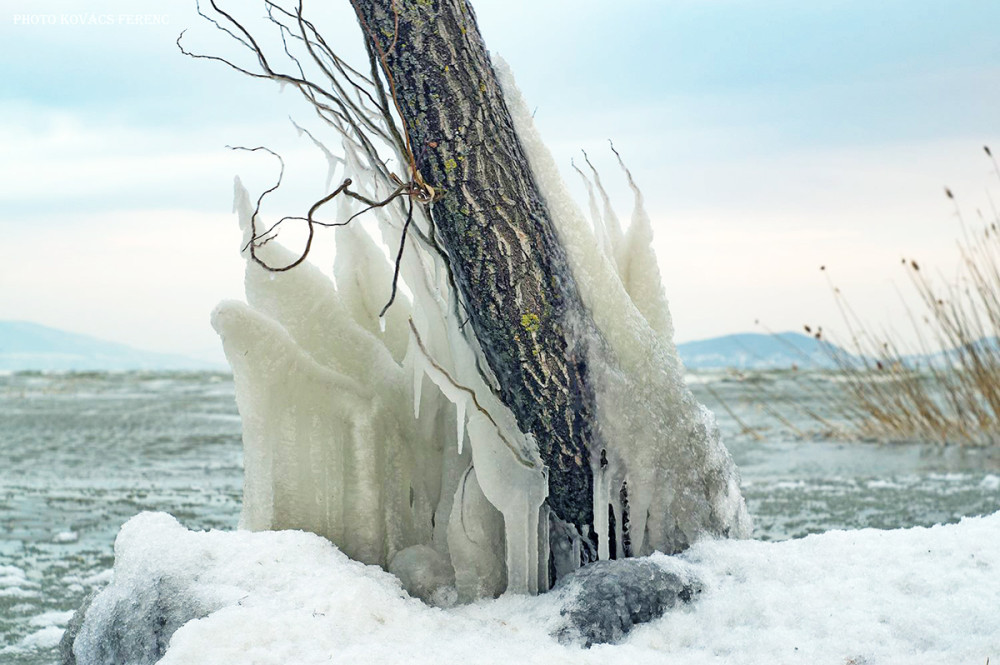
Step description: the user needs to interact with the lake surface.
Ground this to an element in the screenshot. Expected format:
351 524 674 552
1 370 998 663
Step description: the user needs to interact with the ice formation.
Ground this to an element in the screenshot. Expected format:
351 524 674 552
70 511 1000 664
215 162 547 600
212 58 749 600
493 59 751 556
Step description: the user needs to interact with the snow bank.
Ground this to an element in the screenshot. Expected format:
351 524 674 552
74 512 1000 665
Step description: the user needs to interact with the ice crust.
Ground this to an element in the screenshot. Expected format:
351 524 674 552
72 511 1000 664
213 55 749 600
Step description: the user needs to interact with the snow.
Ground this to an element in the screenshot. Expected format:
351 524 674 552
76 511 1000 665
0 564 30 590
0 610 75 657
29 610 76 628
53 530 79 543
20 626 65 649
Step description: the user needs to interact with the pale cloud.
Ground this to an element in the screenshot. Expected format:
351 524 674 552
638 139 1000 345
3 0 999 355
0 102 332 217
1 208 246 359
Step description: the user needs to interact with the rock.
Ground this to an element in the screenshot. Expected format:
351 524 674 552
388 544 458 607
553 558 702 647
63 571 213 665
60 589 98 665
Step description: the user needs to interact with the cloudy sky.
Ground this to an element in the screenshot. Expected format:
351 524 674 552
2 0 999 361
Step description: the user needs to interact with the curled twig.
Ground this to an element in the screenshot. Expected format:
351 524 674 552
186 1 444 316
230 145 352 272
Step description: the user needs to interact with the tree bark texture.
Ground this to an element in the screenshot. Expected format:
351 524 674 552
350 0 601 545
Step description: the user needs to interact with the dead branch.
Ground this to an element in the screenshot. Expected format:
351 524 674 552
183 0 446 317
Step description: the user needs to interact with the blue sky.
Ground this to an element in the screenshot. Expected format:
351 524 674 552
2 0 999 359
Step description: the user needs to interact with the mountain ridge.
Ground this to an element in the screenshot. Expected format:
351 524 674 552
676 331 842 370
0 322 849 372
0 320 225 372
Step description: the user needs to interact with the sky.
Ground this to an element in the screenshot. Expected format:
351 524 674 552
2 0 999 361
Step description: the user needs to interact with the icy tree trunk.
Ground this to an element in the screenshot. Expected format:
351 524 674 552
351 0 600 541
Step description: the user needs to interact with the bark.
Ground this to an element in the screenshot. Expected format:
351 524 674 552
350 0 602 545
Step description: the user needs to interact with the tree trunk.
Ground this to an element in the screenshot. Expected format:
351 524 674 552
350 0 601 548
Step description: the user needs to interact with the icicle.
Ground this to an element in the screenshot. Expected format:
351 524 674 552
412 352 424 421
409 321 535 468
456 400 466 455
610 487 624 559
593 459 611 561
291 120 344 191
572 159 615 266
579 151 624 257
548 515 583 579
537 504 551 592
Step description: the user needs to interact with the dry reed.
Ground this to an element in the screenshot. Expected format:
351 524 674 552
802 146 1000 445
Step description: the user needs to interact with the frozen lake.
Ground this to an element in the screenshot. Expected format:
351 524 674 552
1 370 998 663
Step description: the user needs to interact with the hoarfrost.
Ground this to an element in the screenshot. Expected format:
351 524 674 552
494 57 751 555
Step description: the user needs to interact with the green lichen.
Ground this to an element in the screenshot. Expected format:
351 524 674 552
444 158 458 172
520 313 541 334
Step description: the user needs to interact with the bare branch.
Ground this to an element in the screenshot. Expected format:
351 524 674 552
379 194 414 318
188 1 449 321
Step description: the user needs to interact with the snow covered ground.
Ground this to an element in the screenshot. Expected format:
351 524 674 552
71 511 999 665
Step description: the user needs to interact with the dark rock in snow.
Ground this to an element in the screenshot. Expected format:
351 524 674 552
60 589 98 665
554 559 702 647
62 575 214 665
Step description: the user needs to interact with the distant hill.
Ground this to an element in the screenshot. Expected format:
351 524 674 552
0 321 225 372
0 321 854 373
676 332 844 370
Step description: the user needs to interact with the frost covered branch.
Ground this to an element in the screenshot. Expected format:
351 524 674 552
182 0 449 315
